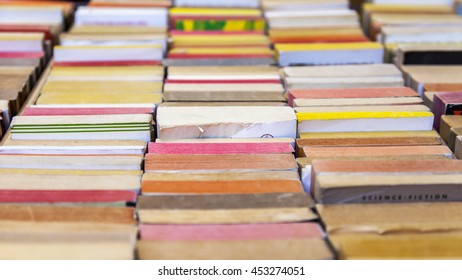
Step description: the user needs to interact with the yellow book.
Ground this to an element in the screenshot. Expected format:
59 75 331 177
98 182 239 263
0 33 44 41
41 81 163 95
363 3 454 14
276 42 383 52
171 35 270 46
36 92 162 105
49 66 164 78
270 28 365 37
170 7 261 16
297 111 433 121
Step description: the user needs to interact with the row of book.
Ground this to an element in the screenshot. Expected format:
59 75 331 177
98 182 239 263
3 0 462 259
0 0 165 259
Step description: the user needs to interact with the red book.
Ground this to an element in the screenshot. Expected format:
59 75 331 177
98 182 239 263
140 223 324 241
53 60 161 67
0 51 44 59
0 24 52 40
0 190 137 203
148 142 294 155
287 87 419 107
165 79 280 84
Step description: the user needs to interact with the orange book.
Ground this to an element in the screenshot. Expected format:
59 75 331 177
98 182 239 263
142 180 303 194
145 154 298 172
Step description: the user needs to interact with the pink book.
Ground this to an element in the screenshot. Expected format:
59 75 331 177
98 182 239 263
53 60 161 67
140 223 325 241
0 51 44 58
22 107 155 116
148 142 294 154
287 87 419 107
433 91 462 131
165 79 280 84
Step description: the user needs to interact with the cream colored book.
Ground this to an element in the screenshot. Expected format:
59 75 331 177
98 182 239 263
0 155 143 170
47 65 164 82
0 139 147 155
156 106 296 139
41 81 163 94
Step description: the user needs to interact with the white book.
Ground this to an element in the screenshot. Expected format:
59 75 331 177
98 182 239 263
157 106 297 139
53 45 163 63
74 7 168 28
0 33 44 52
174 0 259 8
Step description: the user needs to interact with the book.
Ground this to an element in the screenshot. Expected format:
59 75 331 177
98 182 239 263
137 193 316 224
74 7 168 29
10 114 153 141
156 106 296 139
0 205 136 259
145 154 298 172
433 92 462 130
288 87 419 107
148 142 294 154
402 66 462 95
140 223 325 241
138 239 333 260
439 115 462 143
174 0 259 8
396 44 462 66
296 111 434 133
53 45 163 66
331 233 462 260
317 202 462 235
169 8 265 32
60 33 167 53
0 139 147 155
275 42 384 66
284 64 404 90
0 155 143 170
141 171 302 194
312 158 462 204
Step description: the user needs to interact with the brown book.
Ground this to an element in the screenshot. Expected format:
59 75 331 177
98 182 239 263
145 154 298 172
0 205 135 224
296 137 441 156
137 193 316 224
138 239 333 260
317 202 462 235
440 115 462 144
312 159 462 204
331 233 462 260
302 145 453 158
448 127 462 152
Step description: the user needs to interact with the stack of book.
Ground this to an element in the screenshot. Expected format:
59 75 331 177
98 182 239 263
0 0 171 259
167 7 275 66
163 65 285 103
264 0 381 66
283 64 404 90
0 204 137 259
364 0 460 62
0 1 71 141
136 105 334 259
264 0 368 45
318 201 462 259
